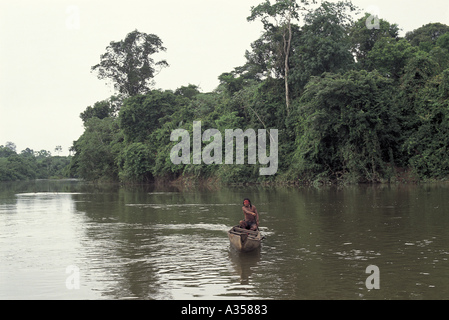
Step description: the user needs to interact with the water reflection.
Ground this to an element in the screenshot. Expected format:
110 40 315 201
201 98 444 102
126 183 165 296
228 248 261 285
1 180 449 299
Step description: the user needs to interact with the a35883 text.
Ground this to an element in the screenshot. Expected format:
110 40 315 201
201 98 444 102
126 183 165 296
181 304 268 317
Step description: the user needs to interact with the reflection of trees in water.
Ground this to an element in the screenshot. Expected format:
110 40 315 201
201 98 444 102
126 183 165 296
5 180 449 299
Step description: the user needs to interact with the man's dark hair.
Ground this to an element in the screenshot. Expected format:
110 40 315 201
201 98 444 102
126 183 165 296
243 198 252 208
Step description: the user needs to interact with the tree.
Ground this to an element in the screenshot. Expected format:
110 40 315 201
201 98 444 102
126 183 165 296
436 33 449 51
400 68 449 179
35 150 51 158
291 70 401 183
406 23 449 50
247 0 316 114
119 90 180 143
218 72 245 95
54 145 62 156
349 13 400 69
243 24 300 82
366 37 417 80
91 29 169 97
69 118 122 181
80 97 119 124
5 142 16 153
174 84 201 99
0 154 36 181
0 144 16 157
290 1 356 93
63 9 449 184
118 142 153 182
0 145 37 181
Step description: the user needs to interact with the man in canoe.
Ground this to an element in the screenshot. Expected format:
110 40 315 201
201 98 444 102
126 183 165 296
239 198 259 231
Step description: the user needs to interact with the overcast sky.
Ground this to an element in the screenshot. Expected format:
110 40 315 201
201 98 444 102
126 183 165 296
1 0 449 156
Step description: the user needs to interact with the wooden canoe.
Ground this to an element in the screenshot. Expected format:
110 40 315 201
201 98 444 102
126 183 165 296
228 226 262 252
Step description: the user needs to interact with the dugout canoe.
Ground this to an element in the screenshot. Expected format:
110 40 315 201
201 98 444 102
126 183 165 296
228 226 262 252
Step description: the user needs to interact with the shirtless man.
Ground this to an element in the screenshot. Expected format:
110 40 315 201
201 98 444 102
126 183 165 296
239 198 259 231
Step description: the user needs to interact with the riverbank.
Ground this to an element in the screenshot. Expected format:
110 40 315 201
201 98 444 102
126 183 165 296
151 166 448 189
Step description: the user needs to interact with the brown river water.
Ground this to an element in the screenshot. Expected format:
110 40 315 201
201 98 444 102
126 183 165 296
1 179 448 299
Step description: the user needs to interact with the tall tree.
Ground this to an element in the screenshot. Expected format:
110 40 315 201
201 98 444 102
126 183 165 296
349 13 400 69
80 98 118 124
91 30 169 97
54 145 62 156
248 0 316 114
366 37 417 80
5 142 16 153
290 1 356 93
119 90 180 143
406 23 449 51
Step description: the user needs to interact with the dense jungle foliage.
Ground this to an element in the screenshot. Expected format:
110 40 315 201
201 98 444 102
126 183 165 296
0 143 71 181
12 0 449 185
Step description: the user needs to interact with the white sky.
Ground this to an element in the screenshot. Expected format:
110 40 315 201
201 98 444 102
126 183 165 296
1 0 449 156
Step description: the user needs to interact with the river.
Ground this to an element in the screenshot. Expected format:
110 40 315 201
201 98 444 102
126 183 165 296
1 179 448 300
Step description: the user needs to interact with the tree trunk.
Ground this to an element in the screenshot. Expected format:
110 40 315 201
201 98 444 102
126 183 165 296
283 20 292 115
